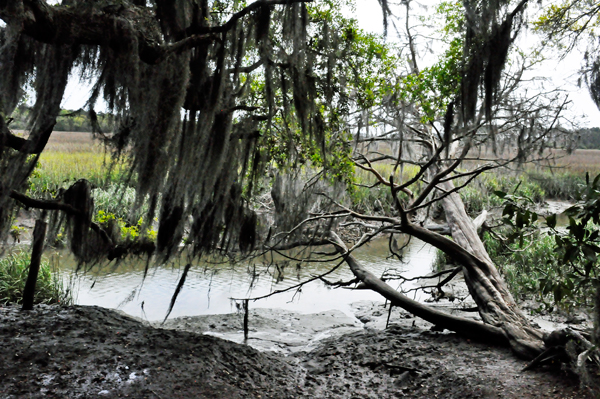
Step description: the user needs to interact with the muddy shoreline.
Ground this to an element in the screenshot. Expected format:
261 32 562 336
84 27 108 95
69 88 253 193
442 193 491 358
0 301 593 398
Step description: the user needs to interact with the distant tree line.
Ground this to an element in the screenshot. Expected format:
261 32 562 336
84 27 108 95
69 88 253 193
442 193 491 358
8 105 112 133
9 105 600 153
577 127 600 149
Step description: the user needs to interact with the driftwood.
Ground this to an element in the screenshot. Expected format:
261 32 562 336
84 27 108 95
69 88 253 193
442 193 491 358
329 181 545 359
425 209 487 236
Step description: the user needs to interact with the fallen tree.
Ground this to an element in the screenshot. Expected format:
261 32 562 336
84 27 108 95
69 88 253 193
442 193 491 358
265 0 599 386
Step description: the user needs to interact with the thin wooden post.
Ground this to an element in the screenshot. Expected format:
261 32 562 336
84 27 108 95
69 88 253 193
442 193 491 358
386 304 393 329
22 219 47 311
243 299 249 342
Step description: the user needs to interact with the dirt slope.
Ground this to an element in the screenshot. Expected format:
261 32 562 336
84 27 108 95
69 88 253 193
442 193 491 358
0 304 592 398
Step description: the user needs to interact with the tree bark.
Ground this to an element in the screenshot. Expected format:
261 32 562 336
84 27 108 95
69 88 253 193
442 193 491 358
437 180 545 359
21 219 47 311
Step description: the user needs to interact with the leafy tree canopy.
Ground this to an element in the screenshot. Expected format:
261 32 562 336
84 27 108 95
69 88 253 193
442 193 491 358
0 0 407 263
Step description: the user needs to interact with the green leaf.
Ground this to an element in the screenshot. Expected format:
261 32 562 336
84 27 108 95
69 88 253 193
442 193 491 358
545 214 557 229
493 190 507 199
582 245 597 262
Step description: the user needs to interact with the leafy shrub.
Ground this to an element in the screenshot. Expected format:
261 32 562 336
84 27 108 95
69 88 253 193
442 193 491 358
483 232 585 309
95 210 157 243
459 172 544 216
488 180 600 311
0 252 71 306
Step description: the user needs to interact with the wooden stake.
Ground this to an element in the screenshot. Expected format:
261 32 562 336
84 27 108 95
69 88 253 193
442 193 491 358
22 219 47 311
243 299 249 342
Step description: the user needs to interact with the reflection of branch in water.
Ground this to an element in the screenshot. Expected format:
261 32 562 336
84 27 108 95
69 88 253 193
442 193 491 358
319 276 360 288
247 263 261 291
389 233 410 262
381 266 463 300
117 286 139 309
230 259 345 302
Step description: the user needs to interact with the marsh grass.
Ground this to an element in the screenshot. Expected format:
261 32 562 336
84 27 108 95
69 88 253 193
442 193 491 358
351 163 420 212
458 172 545 216
550 149 600 176
27 132 128 197
0 251 72 306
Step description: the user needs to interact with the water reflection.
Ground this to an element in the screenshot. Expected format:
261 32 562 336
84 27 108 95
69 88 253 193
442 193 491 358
53 236 436 321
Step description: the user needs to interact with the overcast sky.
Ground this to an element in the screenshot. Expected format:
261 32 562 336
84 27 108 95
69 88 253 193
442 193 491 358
60 0 600 128
350 0 600 128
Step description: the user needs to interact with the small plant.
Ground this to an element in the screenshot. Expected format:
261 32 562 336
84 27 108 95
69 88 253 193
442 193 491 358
0 252 71 306
9 225 27 243
95 210 157 243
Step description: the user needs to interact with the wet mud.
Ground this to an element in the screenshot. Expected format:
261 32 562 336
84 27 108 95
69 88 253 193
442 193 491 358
0 302 593 398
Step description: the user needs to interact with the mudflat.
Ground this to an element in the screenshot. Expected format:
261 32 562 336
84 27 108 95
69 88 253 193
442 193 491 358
0 303 592 398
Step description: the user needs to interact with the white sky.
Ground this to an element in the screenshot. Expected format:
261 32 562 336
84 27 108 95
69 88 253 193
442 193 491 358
60 0 600 128
350 0 600 128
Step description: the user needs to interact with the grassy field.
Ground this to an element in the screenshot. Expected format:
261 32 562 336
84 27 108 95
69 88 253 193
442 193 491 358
24 132 126 197
545 149 600 175
19 131 600 212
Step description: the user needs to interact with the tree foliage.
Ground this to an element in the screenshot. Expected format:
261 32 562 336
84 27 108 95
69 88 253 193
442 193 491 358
0 0 399 262
536 0 600 108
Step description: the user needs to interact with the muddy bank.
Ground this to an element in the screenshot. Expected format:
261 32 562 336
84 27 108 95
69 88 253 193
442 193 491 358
0 302 593 398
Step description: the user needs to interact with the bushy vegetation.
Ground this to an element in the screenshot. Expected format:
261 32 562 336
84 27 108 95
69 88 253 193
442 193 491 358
459 172 545 216
484 232 587 310
9 106 112 132
0 252 71 306
486 176 600 312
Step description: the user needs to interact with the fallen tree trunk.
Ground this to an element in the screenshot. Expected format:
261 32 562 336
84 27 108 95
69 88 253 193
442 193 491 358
329 232 509 345
329 183 546 358
438 180 545 359
425 209 487 236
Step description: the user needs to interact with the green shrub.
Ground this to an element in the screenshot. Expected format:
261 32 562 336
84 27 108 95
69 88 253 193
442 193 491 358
0 252 72 306
484 230 596 311
459 172 545 216
95 210 157 243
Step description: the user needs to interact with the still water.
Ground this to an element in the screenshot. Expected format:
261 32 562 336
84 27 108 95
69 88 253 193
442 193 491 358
53 237 436 321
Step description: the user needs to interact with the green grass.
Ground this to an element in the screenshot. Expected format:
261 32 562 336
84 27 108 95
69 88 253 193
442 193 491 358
351 163 421 212
0 252 72 306
29 150 128 197
526 171 585 200
458 172 546 216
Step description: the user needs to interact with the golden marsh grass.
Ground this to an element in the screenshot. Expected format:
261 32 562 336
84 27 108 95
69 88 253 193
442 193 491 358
23 132 126 194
